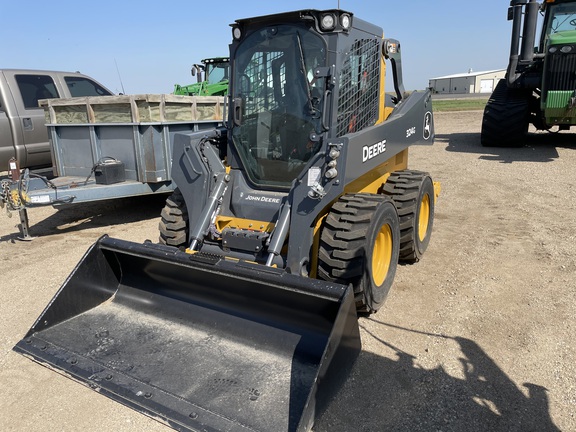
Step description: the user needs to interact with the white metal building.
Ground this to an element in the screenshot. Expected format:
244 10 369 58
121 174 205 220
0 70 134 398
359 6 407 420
429 69 506 94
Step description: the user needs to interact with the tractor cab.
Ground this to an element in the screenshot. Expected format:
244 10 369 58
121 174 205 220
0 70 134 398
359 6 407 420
202 57 230 85
541 1 576 45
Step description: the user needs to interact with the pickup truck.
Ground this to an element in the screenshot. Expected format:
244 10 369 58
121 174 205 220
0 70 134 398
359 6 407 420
0 69 113 170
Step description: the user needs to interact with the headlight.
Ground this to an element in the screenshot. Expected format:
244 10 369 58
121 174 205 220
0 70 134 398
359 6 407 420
549 46 558 53
340 14 352 30
561 45 573 53
320 14 336 31
232 27 242 40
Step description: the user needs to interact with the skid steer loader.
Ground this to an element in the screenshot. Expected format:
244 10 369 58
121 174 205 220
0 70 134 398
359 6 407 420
14 9 438 432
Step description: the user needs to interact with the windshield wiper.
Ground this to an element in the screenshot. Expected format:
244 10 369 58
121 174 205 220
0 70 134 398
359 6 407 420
295 32 318 117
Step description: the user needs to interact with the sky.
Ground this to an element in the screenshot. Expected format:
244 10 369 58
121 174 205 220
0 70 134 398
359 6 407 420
1 0 516 94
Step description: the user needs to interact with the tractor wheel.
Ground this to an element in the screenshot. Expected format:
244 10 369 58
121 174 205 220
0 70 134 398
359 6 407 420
383 170 435 263
159 188 189 248
317 194 400 314
481 79 530 147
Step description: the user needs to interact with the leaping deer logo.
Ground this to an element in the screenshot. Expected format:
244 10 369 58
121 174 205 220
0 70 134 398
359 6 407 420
423 112 432 140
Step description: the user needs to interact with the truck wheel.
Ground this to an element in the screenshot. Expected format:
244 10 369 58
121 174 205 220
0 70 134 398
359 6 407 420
318 194 400 314
159 188 189 248
383 170 435 263
481 80 530 147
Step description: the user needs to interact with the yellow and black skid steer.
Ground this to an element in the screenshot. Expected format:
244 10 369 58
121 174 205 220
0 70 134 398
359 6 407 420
14 9 439 432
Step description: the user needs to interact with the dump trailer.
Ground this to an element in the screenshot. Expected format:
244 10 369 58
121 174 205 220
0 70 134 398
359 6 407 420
14 9 439 432
173 57 230 96
0 94 224 239
482 0 576 146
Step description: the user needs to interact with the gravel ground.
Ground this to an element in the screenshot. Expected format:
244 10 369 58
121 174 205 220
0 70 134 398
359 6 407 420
0 110 574 431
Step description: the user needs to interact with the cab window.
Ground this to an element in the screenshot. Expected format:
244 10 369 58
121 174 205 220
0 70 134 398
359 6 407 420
15 74 60 109
65 77 112 97
231 24 326 189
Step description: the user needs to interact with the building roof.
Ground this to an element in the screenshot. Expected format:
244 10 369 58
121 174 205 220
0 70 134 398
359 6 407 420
429 69 505 80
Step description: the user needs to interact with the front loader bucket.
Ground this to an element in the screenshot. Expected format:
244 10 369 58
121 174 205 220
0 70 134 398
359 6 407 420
14 236 360 432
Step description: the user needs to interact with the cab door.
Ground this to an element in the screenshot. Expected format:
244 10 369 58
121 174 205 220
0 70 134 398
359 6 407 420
8 73 60 167
0 77 19 169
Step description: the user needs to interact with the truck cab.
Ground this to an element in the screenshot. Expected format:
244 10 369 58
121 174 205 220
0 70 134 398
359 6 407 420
0 69 112 170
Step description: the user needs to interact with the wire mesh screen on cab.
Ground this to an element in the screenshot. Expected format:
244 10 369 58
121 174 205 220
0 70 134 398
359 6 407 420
337 38 381 137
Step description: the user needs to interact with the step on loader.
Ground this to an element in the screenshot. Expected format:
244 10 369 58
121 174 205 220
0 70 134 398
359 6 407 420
14 9 439 432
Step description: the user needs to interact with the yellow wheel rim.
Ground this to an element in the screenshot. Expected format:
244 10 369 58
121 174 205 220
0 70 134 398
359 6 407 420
418 194 430 242
372 224 393 286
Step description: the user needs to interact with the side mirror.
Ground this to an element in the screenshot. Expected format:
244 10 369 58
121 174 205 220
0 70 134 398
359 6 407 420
191 64 204 83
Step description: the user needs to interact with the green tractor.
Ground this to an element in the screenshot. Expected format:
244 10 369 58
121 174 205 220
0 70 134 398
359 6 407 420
482 0 576 146
173 57 229 96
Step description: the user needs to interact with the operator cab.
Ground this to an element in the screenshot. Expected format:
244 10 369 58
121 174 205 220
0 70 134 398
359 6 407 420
227 10 384 191
540 1 576 49
230 21 327 189
203 57 230 85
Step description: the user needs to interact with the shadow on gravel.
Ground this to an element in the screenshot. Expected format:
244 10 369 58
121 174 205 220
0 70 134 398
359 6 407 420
0 193 169 242
438 131 576 164
315 320 560 432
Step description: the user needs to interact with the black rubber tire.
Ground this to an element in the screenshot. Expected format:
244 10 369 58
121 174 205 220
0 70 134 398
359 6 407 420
481 80 531 147
159 188 189 248
383 170 435 263
317 193 400 314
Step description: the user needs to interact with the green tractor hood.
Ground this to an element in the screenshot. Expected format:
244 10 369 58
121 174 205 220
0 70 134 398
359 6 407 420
548 29 576 46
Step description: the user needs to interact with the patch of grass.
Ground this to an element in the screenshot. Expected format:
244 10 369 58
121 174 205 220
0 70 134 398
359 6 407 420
432 99 487 112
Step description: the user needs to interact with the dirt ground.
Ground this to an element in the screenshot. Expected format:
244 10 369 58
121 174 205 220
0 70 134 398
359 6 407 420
0 110 574 432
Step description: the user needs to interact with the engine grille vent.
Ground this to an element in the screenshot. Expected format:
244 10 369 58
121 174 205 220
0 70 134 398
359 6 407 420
546 52 576 91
